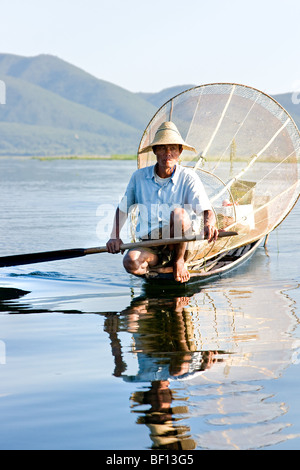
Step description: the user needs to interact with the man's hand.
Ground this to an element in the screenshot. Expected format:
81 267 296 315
106 238 124 254
203 209 218 243
204 224 219 243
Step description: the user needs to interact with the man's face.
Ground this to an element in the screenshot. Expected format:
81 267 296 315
154 144 182 169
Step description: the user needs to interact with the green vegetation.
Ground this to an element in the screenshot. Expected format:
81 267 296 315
31 154 137 161
110 154 137 160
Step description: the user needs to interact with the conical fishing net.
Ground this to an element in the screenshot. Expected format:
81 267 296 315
137 83 300 260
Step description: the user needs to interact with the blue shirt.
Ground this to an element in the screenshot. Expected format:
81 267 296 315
118 164 212 238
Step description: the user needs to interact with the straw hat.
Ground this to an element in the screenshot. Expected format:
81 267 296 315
139 121 196 154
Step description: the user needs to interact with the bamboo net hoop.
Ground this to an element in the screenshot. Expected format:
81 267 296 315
137 83 300 259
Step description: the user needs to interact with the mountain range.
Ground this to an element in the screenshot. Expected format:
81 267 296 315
0 53 299 156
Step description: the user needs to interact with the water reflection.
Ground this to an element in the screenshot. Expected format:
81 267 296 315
0 277 299 450
105 294 227 450
104 282 300 450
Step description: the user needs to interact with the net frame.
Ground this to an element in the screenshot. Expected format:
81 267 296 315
136 83 300 261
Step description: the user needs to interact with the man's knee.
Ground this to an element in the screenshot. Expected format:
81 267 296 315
123 252 139 273
123 249 157 274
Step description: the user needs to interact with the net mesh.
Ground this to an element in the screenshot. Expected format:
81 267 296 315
137 83 300 259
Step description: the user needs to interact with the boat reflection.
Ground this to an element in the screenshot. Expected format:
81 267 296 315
104 282 300 450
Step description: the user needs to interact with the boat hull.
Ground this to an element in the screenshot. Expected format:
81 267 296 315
141 238 264 284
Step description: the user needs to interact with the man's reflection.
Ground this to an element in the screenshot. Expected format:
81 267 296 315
104 292 225 449
131 380 194 450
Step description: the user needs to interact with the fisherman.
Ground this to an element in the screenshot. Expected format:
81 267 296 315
106 121 218 283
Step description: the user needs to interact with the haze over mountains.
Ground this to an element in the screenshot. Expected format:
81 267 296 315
0 53 299 157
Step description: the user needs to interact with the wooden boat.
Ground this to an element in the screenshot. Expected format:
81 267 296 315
144 238 263 283
133 83 300 283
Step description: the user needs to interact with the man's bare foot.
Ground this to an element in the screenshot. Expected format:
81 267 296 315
174 259 190 283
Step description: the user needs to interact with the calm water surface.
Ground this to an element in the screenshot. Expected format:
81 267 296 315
0 158 299 450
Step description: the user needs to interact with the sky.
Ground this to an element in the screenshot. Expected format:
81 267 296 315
0 0 300 95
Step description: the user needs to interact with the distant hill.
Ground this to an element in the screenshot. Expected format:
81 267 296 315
0 74 140 155
0 54 157 130
0 53 157 156
0 53 299 156
270 92 300 128
136 85 195 107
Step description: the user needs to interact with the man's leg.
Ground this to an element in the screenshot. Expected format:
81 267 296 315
123 249 159 276
123 208 192 282
170 208 192 283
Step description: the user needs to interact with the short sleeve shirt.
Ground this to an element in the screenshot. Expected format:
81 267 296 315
118 164 212 238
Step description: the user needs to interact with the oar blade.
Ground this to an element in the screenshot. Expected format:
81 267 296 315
0 248 87 268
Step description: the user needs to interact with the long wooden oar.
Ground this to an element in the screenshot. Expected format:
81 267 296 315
0 231 238 268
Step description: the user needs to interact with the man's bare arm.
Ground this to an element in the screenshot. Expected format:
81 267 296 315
106 207 128 253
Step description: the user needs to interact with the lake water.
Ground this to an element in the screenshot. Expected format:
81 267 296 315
0 158 299 451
